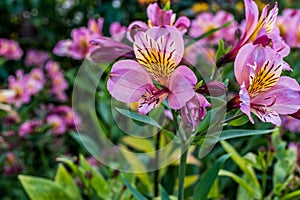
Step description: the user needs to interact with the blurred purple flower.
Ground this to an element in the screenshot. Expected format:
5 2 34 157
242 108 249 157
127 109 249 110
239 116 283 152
53 18 104 60
189 11 238 45
108 26 199 115
88 18 104 36
25 49 50 67
45 61 69 102
8 70 31 107
0 38 23 60
53 28 97 60
48 105 81 129
19 120 41 137
26 68 45 95
282 116 300 133
110 22 126 41
46 114 67 135
235 45 300 126
277 9 300 48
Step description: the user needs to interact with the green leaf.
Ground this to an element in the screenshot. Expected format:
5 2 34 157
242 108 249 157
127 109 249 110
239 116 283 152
122 136 155 152
54 164 82 200
220 141 261 197
115 108 162 129
122 175 147 200
281 189 300 200
193 154 230 200
219 170 259 198
163 1 170 10
18 175 72 200
159 185 170 200
215 39 225 61
79 155 110 199
228 110 249 126
219 128 277 141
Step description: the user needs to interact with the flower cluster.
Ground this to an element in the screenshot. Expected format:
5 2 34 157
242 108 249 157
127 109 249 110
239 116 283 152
0 38 23 60
277 9 300 48
52 1 300 128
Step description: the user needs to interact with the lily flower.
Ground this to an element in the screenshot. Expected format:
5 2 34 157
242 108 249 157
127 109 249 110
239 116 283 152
217 0 278 66
235 44 300 126
108 26 198 115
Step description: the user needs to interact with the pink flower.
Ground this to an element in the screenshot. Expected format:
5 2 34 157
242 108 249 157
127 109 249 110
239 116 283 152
235 44 300 126
127 3 190 42
26 68 45 95
53 27 97 59
189 11 238 45
48 105 81 129
19 120 41 137
46 114 67 135
282 116 300 133
88 18 104 36
110 22 126 41
180 93 211 131
217 0 279 66
277 9 300 48
54 18 104 60
108 26 199 115
0 38 23 60
25 49 50 67
45 60 61 76
8 70 31 107
45 61 69 102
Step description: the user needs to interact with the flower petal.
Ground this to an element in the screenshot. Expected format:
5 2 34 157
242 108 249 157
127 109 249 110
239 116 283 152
239 82 254 123
251 76 300 115
107 60 153 103
133 26 184 85
168 66 196 109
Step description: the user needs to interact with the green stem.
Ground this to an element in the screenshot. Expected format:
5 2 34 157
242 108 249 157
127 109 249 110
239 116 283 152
178 145 188 200
262 169 267 199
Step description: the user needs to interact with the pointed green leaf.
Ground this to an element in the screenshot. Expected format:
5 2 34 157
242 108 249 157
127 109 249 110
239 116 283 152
18 175 72 200
220 141 261 196
193 154 230 200
121 175 147 200
219 129 277 141
122 136 155 152
281 189 300 200
55 164 82 200
159 185 170 200
115 108 162 129
219 170 259 198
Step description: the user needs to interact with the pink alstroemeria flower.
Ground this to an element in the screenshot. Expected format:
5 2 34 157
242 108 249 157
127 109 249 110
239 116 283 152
217 0 278 66
235 45 300 126
277 9 300 48
0 38 23 60
127 3 190 42
53 18 103 60
25 49 50 67
189 11 238 45
108 26 197 115
110 22 127 42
